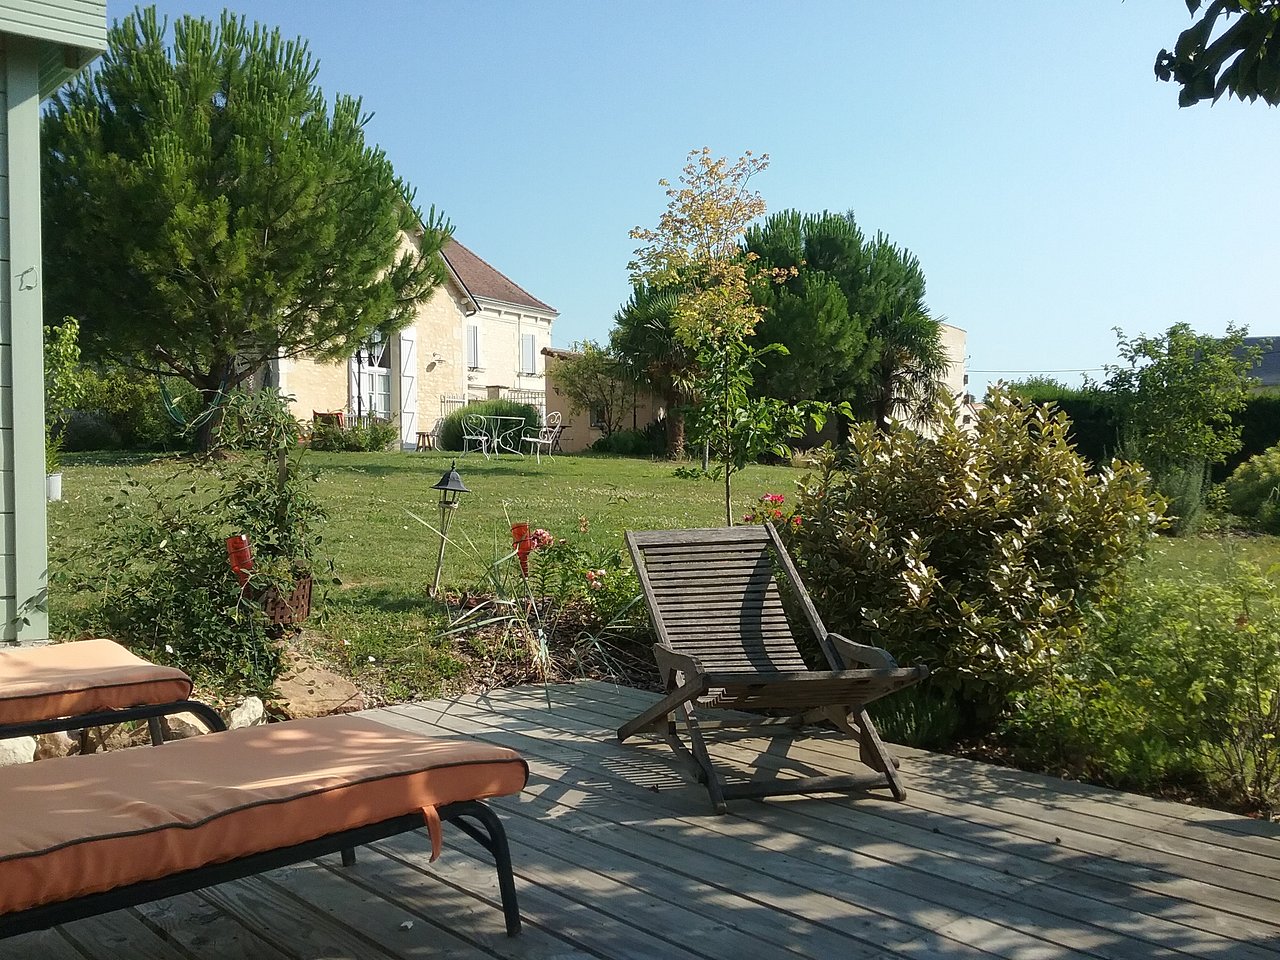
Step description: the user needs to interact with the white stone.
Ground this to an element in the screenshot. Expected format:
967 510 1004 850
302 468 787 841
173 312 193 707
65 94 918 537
33 731 77 760
228 696 266 729
0 737 36 766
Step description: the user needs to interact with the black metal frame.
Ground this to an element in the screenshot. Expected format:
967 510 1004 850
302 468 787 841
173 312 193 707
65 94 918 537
0 798 520 940
0 699 227 744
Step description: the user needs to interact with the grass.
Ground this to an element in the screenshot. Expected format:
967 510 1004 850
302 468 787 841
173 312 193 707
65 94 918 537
48 448 1280 702
48 448 804 699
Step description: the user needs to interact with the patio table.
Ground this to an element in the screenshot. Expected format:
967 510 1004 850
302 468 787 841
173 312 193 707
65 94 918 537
477 416 525 457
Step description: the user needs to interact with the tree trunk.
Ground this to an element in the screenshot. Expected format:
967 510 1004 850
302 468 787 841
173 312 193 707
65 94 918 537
665 404 686 459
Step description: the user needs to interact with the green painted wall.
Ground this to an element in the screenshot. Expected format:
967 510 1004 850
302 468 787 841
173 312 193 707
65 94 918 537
2 36 47 641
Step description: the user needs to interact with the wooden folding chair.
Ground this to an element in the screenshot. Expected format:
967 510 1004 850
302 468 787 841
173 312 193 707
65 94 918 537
619 524 928 813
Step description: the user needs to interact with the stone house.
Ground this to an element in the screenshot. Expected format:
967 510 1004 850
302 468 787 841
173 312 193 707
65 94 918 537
275 238 557 448
542 346 666 453
1 0 106 641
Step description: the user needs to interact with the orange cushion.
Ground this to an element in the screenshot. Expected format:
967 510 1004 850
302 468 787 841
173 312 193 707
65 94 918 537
0 715 528 915
0 639 193 726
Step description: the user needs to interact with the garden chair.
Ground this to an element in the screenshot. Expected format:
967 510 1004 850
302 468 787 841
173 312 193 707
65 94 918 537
461 413 492 459
619 523 929 813
521 411 562 464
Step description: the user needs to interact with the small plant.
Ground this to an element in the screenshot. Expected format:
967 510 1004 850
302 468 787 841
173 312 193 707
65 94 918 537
44 318 83 473
309 417 399 452
740 492 800 528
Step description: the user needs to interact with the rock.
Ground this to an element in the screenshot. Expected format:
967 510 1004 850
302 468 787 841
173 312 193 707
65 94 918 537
33 731 77 760
80 723 154 754
228 696 266 729
0 737 36 766
161 713 210 741
276 664 364 719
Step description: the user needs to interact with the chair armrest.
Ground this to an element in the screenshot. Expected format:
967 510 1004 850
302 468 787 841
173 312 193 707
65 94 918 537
653 645 705 679
827 632 899 669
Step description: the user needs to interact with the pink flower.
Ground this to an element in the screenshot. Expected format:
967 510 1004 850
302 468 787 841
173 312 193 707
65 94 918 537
530 528 554 550
791 516 802 527
771 509 783 519
762 494 785 505
741 513 755 522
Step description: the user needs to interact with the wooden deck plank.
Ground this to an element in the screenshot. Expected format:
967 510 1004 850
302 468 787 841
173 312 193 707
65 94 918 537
420 686 1280 957
133 892 293 960
552 681 1280 931
0 928 90 960
381 701 1187 960
57 909 196 960
386 700 1256 960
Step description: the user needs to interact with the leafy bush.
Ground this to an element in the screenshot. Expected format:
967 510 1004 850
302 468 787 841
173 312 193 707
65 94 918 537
1005 378 1119 467
65 367 194 450
590 420 666 456
1225 444 1280 533
309 417 399 452
789 389 1163 725
436 399 540 451
1006 566 1280 815
72 391 329 696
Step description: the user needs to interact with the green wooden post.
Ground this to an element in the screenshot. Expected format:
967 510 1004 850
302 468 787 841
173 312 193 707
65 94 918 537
4 36 47 641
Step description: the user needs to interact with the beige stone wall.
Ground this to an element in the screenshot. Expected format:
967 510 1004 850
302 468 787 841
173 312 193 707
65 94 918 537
279 355 347 422
544 352 665 453
417 281 470 427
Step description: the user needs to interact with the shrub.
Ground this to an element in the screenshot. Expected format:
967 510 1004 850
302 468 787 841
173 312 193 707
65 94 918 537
437 399 540 451
590 420 666 456
1224 444 1280 533
309 417 399 452
789 389 1163 725
66 367 193 450
1006 566 1280 815
72 391 329 696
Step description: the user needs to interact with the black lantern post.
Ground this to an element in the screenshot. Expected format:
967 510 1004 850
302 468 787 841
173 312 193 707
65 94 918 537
428 460 470 597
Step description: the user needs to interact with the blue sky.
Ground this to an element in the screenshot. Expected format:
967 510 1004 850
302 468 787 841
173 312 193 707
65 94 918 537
114 1 1280 393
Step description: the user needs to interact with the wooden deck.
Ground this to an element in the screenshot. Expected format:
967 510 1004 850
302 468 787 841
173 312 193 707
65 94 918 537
4 680 1278 959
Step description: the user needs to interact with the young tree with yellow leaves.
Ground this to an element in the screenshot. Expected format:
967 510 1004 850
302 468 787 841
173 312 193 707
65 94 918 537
628 149 832 524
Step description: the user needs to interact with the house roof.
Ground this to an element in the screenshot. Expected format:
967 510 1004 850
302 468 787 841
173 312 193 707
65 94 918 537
1241 336 1280 386
442 240 558 315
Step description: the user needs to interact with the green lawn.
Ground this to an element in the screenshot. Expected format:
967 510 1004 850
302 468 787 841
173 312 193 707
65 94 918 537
48 449 804 700
47 449 1280 702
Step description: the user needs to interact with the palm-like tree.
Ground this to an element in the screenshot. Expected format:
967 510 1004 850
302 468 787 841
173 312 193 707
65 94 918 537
866 305 952 431
609 282 696 457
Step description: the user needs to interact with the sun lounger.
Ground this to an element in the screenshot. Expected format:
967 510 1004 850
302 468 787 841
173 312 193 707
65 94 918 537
0 639 225 742
0 714 528 938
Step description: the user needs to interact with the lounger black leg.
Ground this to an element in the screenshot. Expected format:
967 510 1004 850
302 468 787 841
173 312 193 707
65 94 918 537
442 800 521 936
340 848 357 866
146 717 166 746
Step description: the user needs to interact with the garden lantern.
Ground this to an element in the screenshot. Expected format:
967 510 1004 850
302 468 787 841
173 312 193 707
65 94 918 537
428 460 469 597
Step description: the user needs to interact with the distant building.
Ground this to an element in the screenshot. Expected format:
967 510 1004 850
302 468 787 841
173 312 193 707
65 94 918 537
1240 336 1280 388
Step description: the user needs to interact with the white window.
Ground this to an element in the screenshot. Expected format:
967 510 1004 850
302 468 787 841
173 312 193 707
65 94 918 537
467 324 481 370
521 333 537 375
361 332 392 418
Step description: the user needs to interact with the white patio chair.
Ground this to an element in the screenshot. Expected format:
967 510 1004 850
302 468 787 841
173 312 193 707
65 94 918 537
461 413 492 459
521 411 562 465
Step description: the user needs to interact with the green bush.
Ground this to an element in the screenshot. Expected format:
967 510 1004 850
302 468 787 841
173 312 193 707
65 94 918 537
64 368 195 450
309 417 399 452
1005 566 1280 815
1005 379 1119 467
590 421 666 456
1225 443 1280 533
73 391 329 696
437 399 540 451
789 389 1163 726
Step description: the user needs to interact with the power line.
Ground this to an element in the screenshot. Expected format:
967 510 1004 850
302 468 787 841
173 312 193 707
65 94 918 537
968 367 1105 374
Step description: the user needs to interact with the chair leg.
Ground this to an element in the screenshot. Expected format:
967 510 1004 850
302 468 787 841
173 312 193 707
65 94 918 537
852 708 906 800
443 801 521 937
340 848 357 866
678 701 728 814
146 717 166 746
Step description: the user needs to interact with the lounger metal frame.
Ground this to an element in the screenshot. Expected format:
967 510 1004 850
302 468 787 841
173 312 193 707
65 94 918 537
0 698 227 745
0 798 520 939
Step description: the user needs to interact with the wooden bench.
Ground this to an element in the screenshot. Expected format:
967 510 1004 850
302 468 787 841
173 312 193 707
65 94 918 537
0 714 527 939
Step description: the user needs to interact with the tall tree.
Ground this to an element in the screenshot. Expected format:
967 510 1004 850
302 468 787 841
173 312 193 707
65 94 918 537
1156 0 1280 106
743 211 874 405
42 7 450 448
609 282 694 456
858 235 951 431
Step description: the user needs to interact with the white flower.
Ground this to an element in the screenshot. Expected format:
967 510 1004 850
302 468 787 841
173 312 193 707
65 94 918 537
367 656 376 663
164 644 174 654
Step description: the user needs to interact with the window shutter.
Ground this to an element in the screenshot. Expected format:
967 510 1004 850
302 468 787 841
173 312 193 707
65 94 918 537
521 334 536 374
467 325 480 369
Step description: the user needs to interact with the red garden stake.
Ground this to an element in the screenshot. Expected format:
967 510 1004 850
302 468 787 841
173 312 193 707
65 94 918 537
226 535 254 585
511 522 532 577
